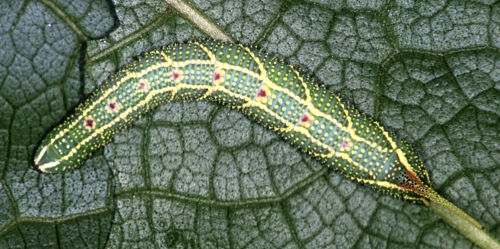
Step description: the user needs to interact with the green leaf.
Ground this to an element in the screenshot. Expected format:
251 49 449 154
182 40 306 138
0 1 114 248
1 0 499 248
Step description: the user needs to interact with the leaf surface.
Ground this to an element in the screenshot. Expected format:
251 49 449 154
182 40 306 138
0 0 499 248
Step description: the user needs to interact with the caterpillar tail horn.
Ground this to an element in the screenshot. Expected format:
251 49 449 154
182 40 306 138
421 185 483 230
400 170 482 230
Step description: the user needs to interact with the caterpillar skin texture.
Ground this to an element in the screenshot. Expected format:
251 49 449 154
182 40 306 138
34 40 481 228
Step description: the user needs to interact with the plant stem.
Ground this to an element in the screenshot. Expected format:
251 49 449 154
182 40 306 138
164 0 234 43
430 200 500 249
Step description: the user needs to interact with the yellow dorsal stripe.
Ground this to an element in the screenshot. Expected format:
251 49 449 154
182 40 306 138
173 43 385 156
361 178 416 196
58 84 209 161
231 48 384 153
193 41 217 62
57 78 368 175
48 58 218 147
48 61 172 145
378 125 417 175
290 67 311 104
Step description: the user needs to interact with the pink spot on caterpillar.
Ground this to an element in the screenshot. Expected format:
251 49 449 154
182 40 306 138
106 99 121 113
214 72 221 81
341 139 349 149
84 118 95 130
139 81 148 91
173 71 180 80
257 88 267 98
300 114 310 123
108 101 117 110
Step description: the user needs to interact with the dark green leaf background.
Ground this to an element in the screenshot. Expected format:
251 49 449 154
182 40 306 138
0 0 499 248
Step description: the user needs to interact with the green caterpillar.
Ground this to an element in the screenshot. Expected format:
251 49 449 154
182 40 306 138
34 39 481 229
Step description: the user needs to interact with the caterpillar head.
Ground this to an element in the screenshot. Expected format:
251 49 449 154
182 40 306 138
34 143 74 174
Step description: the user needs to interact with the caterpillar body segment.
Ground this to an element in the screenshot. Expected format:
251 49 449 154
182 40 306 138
33 40 482 229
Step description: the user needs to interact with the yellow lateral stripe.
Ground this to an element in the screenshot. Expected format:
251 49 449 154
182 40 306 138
361 178 407 192
236 47 384 153
55 45 378 174
59 82 367 175
361 178 429 204
207 84 368 174
180 42 382 156
363 178 428 203
59 83 210 161
48 58 222 146
167 57 386 158
48 61 172 144
290 66 311 104
377 124 417 174
55 45 382 165
193 41 217 62
191 41 222 100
